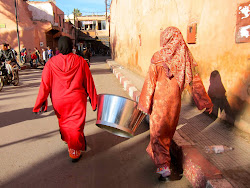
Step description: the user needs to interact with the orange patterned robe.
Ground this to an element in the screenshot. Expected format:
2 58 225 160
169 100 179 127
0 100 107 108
138 27 213 173
139 64 181 169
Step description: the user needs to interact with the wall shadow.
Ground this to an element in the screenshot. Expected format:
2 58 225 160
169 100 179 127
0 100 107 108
186 69 249 130
207 70 234 122
207 70 250 126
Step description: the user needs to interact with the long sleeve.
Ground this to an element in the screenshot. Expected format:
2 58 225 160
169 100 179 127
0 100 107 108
138 64 158 115
33 63 51 112
9 50 15 62
82 59 97 111
191 74 213 110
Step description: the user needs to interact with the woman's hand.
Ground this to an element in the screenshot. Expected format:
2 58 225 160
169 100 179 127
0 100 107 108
205 106 213 114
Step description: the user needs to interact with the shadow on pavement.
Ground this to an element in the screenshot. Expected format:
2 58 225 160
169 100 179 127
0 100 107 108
223 165 250 188
0 129 59 149
0 74 41 94
0 94 32 101
89 61 108 65
0 118 96 149
90 68 112 75
0 106 55 128
0 128 160 188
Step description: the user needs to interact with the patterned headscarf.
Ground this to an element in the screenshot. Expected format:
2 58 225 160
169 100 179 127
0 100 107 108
151 27 197 91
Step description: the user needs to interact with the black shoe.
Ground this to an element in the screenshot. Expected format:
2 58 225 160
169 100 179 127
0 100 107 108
158 175 170 182
71 154 82 163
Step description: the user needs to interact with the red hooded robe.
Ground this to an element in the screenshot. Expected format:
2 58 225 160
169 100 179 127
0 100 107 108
33 53 97 151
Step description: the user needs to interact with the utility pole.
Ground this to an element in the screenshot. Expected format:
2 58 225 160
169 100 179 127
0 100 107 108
105 0 107 19
74 11 77 46
14 0 21 65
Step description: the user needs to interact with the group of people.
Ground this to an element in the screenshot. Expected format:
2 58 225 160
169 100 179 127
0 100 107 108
33 27 213 182
20 46 54 68
72 46 92 63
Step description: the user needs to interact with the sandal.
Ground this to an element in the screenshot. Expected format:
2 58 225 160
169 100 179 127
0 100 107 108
68 148 82 163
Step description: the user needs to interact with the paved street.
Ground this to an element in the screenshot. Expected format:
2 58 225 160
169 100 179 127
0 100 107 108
0 56 192 188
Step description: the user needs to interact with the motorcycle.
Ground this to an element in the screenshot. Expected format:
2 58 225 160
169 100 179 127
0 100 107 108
0 61 19 91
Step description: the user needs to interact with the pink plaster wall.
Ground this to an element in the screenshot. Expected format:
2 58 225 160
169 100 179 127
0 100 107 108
0 0 34 51
0 0 72 56
51 2 64 29
0 0 52 55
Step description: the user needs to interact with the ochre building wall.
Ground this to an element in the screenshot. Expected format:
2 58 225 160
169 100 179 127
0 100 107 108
110 0 250 132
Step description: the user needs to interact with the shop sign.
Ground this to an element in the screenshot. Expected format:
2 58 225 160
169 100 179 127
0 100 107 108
236 2 250 43
82 21 93 24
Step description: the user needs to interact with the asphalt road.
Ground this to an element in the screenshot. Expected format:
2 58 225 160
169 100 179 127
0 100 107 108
0 56 192 188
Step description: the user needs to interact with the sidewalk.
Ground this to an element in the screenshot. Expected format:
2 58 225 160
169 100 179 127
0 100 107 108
106 59 250 188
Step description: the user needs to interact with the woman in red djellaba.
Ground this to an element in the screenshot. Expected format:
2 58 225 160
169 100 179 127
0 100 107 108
33 36 97 162
138 27 213 181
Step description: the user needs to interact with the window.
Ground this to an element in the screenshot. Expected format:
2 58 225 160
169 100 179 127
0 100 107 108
81 21 96 30
59 16 61 27
98 20 106 30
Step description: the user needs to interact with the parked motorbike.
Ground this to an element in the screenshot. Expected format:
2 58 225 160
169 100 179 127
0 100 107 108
0 61 19 91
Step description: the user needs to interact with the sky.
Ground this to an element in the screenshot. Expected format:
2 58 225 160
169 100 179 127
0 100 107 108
29 0 110 16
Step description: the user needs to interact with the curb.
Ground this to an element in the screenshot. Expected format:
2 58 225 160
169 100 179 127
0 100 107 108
106 59 233 188
111 66 140 102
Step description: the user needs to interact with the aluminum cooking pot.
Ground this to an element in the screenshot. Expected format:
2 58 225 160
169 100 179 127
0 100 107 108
96 94 146 138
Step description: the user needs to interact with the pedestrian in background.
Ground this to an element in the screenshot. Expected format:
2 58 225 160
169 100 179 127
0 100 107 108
21 45 27 64
47 46 53 59
72 46 77 54
84 47 91 62
27 49 33 67
33 36 97 162
138 27 213 181
55 47 60 55
42 48 48 65
34 47 40 67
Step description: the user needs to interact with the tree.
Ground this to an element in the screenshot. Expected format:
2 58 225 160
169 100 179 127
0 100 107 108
72 8 82 17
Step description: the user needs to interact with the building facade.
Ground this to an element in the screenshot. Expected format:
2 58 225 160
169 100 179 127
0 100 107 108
77 15 110 54
0 0 74 59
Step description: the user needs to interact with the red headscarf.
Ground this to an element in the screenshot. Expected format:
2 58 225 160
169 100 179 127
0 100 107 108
151 27 198 92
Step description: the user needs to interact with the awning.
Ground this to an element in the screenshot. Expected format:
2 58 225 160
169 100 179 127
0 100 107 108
46 25 61 34
53 31 73 39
